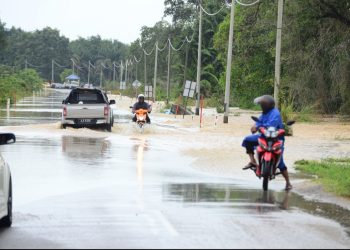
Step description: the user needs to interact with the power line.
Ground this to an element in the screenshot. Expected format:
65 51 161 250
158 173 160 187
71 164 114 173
200 4 226 16
235 0 260 7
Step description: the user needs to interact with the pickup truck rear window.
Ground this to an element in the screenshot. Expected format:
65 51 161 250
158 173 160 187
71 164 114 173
66 91 106 104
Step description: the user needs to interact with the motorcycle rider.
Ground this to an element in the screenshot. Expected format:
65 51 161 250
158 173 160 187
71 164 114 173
242 95 293 191
132 94 152 124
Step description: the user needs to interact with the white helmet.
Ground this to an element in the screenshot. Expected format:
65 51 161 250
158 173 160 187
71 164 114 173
138 94 145 99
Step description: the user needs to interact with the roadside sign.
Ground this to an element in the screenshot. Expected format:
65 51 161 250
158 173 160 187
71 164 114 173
120 81 126 90
183 80 197 98
145 85 153 99
132 80 142 89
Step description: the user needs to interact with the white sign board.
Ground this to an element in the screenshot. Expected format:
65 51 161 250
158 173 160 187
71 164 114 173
132 80 142 89
120 81 126 90
183 80 197 98
145 85 153 98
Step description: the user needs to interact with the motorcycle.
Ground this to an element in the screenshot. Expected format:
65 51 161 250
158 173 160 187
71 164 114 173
132 108 149 134
244 116 295 191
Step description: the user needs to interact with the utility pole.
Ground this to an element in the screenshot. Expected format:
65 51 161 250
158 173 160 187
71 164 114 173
166 41 171 104
144 52 147 86
120 61 124 86
153 42 159 102
224 0 236 124
88 61 91 85
184 43 189 89
196 0 203 116
25 59 28 70
100 65 103 88
71 59 75 75
274 0 284 109
125 60 128 84
51 59 55 84
113 62 116 83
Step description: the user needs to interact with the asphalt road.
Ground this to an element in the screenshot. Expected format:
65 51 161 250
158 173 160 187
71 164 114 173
0 90 349 249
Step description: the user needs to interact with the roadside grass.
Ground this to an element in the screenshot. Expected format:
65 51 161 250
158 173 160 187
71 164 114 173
295 159 350 198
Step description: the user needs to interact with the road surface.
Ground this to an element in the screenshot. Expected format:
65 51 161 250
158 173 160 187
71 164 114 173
0 89 349 249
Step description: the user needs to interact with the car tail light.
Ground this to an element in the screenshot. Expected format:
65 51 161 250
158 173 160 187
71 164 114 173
63 106 67 117
104 106 109 117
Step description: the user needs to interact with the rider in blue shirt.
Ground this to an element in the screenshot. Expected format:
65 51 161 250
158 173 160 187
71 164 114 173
242 95 293 191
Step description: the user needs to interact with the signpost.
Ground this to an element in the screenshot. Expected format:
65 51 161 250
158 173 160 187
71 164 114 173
133 80 142 97
145 85 153 102
120 81 126 90
183 80 197 118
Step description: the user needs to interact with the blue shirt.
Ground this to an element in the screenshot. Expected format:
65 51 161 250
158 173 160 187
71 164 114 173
256 108 284 129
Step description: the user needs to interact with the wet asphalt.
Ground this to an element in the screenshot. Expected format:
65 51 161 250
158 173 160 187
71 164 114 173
0 90 349 249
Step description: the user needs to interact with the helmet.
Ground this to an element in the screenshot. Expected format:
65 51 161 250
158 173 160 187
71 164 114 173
254 95 275 107
138 94 145 99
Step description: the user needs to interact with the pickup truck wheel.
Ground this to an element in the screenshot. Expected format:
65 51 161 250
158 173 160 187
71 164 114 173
61 124 67 129
106 124 112 132
0 177 13 228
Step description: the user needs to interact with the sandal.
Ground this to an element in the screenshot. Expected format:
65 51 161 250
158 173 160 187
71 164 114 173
286 184 293 191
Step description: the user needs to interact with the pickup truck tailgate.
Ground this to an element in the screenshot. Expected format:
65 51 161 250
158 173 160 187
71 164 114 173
66 104 106 119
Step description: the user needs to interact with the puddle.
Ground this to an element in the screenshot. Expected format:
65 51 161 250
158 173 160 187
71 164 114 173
163 183 350 235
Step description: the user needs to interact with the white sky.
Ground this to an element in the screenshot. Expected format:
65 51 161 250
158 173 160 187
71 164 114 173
0 0 168 44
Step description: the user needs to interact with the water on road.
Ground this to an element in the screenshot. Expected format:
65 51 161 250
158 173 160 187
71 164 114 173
0 90 349 249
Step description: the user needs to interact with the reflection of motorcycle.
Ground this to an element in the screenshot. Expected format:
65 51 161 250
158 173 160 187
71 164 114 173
244 116 295 191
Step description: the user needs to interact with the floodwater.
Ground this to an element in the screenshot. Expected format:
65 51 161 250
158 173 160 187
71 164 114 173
0 90 349 249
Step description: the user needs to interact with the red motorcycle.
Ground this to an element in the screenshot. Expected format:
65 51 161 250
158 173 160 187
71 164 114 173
244 116 295 191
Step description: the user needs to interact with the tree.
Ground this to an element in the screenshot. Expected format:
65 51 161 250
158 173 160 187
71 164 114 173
0 20 6 50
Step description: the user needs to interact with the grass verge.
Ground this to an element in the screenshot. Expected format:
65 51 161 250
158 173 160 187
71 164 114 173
295 159 350 198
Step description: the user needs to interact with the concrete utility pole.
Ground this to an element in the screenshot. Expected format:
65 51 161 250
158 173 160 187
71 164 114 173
113 62 116 82
88 61 91 85
100 66 103 88
144 52 147 86
196 0 203 116
120 61 124 85
184 43 189 89
274 0 284 109
153 42 159 102
125 61 129 84
166 41 171 104
71 59 75 75
51 59 54 83
224 0 236 124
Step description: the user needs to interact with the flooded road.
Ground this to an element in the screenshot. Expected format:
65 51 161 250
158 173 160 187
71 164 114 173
0 90 350 248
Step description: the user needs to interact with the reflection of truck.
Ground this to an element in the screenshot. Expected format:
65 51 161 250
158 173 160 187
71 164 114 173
61 88 115 132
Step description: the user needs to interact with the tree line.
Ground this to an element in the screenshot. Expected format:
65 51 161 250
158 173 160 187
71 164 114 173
0 0 349 115
130 0 350 115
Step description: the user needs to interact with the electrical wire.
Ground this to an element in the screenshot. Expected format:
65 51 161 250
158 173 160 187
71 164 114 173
235 0 260 7
200 4 226 16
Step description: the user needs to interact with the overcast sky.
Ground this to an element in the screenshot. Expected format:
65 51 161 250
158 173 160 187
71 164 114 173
0 0 168 44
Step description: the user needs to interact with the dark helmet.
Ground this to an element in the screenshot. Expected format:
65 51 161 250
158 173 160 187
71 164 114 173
254 95 276 113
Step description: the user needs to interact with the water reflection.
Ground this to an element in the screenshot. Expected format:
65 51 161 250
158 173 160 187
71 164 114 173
62 136 110 164
164 183 350 234
0 89 68 126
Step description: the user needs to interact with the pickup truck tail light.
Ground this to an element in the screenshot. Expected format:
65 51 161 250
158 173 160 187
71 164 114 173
63 106 67 117
104 106 109 117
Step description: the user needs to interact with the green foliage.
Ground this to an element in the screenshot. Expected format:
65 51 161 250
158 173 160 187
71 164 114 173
296 158 350 197
60 69 73 82
0 66 43 104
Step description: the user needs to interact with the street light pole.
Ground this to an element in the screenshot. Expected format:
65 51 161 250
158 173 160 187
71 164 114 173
224 0 236 124
100 65 103 88
144 52 147 86
196 0 203 116
113 62 116 83
125 60 128 84
274 0 284 109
